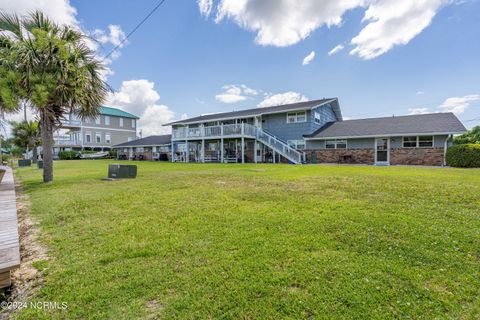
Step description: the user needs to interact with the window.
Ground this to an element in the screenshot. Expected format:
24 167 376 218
286 111 307 123
326 140 336 149
95 117 101 125
402 136 433 148
96 132 101 143
314 112 321 124
127 137 133 142
287 113 296 123
136 147 144 152
325 140 347 149
336 140 347 149
131 119 136 128
105 133 111 144
105 116 110 125
287 140 306 150
403 136 417 148
85 132 91 143
119 118 124 127
419 136 433 148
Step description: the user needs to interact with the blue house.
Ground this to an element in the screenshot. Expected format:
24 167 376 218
128 98 466 166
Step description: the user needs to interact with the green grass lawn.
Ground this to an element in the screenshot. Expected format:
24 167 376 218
10 161 480 319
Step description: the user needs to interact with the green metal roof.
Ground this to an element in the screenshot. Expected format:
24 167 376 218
100 106 140 119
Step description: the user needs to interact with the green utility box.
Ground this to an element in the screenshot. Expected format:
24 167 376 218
37 160 43 169
18 159 32 167
108 164 137 179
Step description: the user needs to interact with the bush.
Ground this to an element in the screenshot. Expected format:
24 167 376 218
446 144 480 168
58 150 78 160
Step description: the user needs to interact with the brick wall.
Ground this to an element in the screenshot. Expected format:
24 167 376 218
390 148 444 166
305 149 375 164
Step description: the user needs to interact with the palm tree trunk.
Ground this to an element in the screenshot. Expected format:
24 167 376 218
31 144 38 163
40 110 54 182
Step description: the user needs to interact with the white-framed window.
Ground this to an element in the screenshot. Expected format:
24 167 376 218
119 118 124 127
85 132 91 143
136 147 144 152
325 140 347 149
402 136 433 148
314 111 321 124
286 111 307 123
131 119 136 128
95 117 101 125
287 140 306 150
105 133 111 144
96 132 101 143
105 116 110 125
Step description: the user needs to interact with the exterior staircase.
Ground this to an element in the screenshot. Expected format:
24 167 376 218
245 124 304 164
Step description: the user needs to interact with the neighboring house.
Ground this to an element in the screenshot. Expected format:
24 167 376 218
53 106 139 156
112 135 172 161
162 98 466 166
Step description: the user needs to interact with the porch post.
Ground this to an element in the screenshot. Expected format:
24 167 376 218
254 141 257 163
220 125 224 163
273 150 276 164
201 139 205 163
171 137 174 162
185 125 189 163
241 123 245 164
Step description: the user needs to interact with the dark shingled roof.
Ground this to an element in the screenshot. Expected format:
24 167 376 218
164 98 341 125
304 113 467 139
113 135 171 148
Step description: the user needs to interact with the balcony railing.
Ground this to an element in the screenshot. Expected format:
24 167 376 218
60 119 82 127
173 124 254 140
173 123 304 163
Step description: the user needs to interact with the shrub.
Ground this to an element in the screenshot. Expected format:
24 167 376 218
446 144 480 168
58 150 78 160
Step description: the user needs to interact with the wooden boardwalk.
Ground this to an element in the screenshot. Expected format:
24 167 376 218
0 166 20 289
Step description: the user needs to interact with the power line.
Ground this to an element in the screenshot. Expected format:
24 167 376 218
103 0 168 60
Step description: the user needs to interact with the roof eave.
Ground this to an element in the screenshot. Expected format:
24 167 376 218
304 131 468 140
163 99 338 126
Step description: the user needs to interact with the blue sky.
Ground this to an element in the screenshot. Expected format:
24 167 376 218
3 0 480 134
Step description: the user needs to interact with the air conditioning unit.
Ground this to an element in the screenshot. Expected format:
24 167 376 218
18 159 32 167
108 164 137 179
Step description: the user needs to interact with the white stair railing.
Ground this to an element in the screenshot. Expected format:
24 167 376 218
244 124 304 164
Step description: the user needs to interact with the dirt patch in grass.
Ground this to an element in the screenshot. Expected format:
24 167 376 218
0 181 49 319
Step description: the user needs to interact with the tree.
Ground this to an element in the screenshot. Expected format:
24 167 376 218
0 11 108 182
10 120 41 163
454 126 480 145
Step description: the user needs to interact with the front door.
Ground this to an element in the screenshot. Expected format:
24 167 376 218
375 138 390 165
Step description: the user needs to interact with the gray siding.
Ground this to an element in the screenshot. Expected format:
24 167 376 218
82 128 136 147
84 115 137 130
261 112 311 141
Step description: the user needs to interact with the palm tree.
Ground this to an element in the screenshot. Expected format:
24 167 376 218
10 120 41 163
0 11 108 182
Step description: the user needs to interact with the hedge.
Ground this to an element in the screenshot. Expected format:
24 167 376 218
58 150 78 160
446 144 480 168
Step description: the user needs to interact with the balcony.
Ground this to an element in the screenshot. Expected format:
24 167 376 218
172 123 257 140
60 119 82 128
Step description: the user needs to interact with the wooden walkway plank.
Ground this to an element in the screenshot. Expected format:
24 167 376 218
0 166 20 288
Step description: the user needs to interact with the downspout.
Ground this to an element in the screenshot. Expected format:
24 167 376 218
443 134 452 166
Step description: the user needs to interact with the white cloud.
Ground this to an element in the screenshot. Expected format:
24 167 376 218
215 84 258 104
197 0 214 17
408 107 430 115
107 80 175 135
417 91 425 95
0 0 78 27
302 51 315 65
257 92 308 108
93 25 127 48
438 94 480 115
350 0 448 59
328 44 344 56
202 0 450 59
